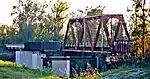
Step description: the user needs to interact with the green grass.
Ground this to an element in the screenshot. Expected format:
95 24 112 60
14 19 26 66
0 60 100 79
101 66 134 77
101 65 150 79
0 66 54 79
0 59 54 79
1 59 150 79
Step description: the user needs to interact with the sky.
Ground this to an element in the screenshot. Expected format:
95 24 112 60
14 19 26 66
0 0 133 25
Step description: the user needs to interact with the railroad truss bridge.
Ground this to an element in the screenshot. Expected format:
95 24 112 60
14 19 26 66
5 14 133 71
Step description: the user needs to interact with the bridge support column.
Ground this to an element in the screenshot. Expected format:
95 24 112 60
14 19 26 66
15 51 44 69
98 54 107 71
50 56 70 77
96 56 99 69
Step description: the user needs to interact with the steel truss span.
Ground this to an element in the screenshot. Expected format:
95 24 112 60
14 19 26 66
64 14 132 54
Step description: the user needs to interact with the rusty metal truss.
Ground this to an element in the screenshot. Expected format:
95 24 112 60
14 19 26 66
63 14 131 54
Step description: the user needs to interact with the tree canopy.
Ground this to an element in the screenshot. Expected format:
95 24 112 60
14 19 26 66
128 0 150 58
10 0 70 43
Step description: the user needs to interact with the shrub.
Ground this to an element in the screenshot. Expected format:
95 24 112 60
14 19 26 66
72 63 101 79
0 60 16 67
39 75 60 79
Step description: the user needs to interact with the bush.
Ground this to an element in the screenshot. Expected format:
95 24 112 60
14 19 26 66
39 75 61 79
72 63 101 79
0 60 16 67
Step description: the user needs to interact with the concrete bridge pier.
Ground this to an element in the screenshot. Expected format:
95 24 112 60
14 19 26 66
96 54 107 71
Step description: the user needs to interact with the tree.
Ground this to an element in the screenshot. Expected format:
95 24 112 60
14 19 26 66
45 0 70 41
77 5 105 16
51 0 70 32
11 0 70 42
11 0 48 42
0 24 19 44
128 0 150 58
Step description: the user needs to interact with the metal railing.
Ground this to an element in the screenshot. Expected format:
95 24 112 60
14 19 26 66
113 40 133 53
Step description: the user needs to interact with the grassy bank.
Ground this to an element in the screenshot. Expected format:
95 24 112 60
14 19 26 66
101 64 150 79
0 60 100 79
0 60 57 79
1 59 150 79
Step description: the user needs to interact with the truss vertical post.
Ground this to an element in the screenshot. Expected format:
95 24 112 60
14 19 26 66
91 18 95 50
79 20 84 43
75 20 79 49
101 16 104 51
111 18 113 40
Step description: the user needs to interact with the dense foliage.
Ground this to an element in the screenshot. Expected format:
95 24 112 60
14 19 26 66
128 0 150 58
0 0 71 44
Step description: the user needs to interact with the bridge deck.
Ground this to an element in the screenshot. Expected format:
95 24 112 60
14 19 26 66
62 49 111 53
